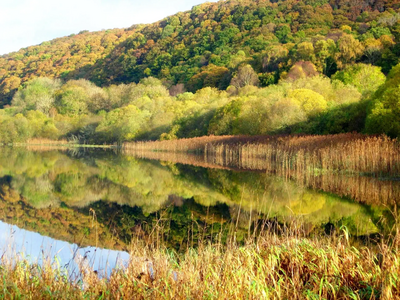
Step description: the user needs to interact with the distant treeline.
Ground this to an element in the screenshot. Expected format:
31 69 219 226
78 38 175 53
0 61 399 144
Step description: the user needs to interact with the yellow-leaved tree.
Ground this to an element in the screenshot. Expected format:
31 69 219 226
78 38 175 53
288 89 327 116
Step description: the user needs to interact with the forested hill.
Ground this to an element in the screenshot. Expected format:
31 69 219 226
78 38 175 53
1 0 400 106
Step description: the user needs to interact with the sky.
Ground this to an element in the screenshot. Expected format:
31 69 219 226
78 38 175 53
0 0 217 55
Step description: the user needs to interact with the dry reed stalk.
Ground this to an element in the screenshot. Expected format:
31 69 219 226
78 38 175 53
26 138 71 145
123 133 400 206
124 134 400 177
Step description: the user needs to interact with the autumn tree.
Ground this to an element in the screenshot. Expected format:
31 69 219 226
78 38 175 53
169 83 186 96
230 64 259 88
286 61 319 81
187 65 230 92
363 38 383 65
261 45 289 73
0 76 21 106
335 34 364 69
288 89 327 116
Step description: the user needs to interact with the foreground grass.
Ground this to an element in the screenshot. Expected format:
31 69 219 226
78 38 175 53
1 228 399 299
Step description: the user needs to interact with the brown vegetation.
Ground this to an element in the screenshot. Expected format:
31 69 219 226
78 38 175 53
124 133 400 177
123 133 400 206
1 226 399 299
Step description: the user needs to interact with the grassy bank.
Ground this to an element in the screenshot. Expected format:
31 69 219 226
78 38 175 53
124 133 400 178
1 226 399 299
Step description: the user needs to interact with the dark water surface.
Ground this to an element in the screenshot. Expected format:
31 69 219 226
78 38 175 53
0 147 398 269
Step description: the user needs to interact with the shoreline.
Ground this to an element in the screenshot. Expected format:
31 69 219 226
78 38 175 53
1 228 398 299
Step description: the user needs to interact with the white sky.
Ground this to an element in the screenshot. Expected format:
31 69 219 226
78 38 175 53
0 0 217 55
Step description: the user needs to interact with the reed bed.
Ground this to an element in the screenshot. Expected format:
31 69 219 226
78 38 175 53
229 134 400 178
124 133 400 177
124 135 235 153
298 172 400 206
128 150 234 171
0 138 70 147
26 138 71 145
125 150 400 206
8 138 116 151
1 226 399 299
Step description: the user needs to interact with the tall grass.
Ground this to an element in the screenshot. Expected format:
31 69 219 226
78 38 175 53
124 133 400 177
124 134 400 207
1 224 399 299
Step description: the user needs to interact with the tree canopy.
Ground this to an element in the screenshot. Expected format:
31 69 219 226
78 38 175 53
1 0 400 107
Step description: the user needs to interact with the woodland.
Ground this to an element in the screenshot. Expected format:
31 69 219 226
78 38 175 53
1 0 400 143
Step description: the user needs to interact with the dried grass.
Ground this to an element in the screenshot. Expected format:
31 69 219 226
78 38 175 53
124 133 400 177
1 225 399 299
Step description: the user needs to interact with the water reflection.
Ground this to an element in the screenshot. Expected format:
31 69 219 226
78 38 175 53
0 148 397 253
0 221 129 278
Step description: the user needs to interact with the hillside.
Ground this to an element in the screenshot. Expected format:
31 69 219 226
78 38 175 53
0 0 400 144
1 0 400 106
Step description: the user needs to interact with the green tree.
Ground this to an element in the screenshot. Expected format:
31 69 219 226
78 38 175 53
296 42 315 62
365 86 400 137
26 110 59 139
268 98 306 131
275 24 291 43
96 105 150 142
208 98 244 135
261 45 289 73
11 77 61 116
314 39 337 75
55 79 104 116
0 114 31 143
365 63 400 137
332 63 386 97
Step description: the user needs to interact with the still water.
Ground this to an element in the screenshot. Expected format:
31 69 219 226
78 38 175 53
0 147 398 269
0 220 129 277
